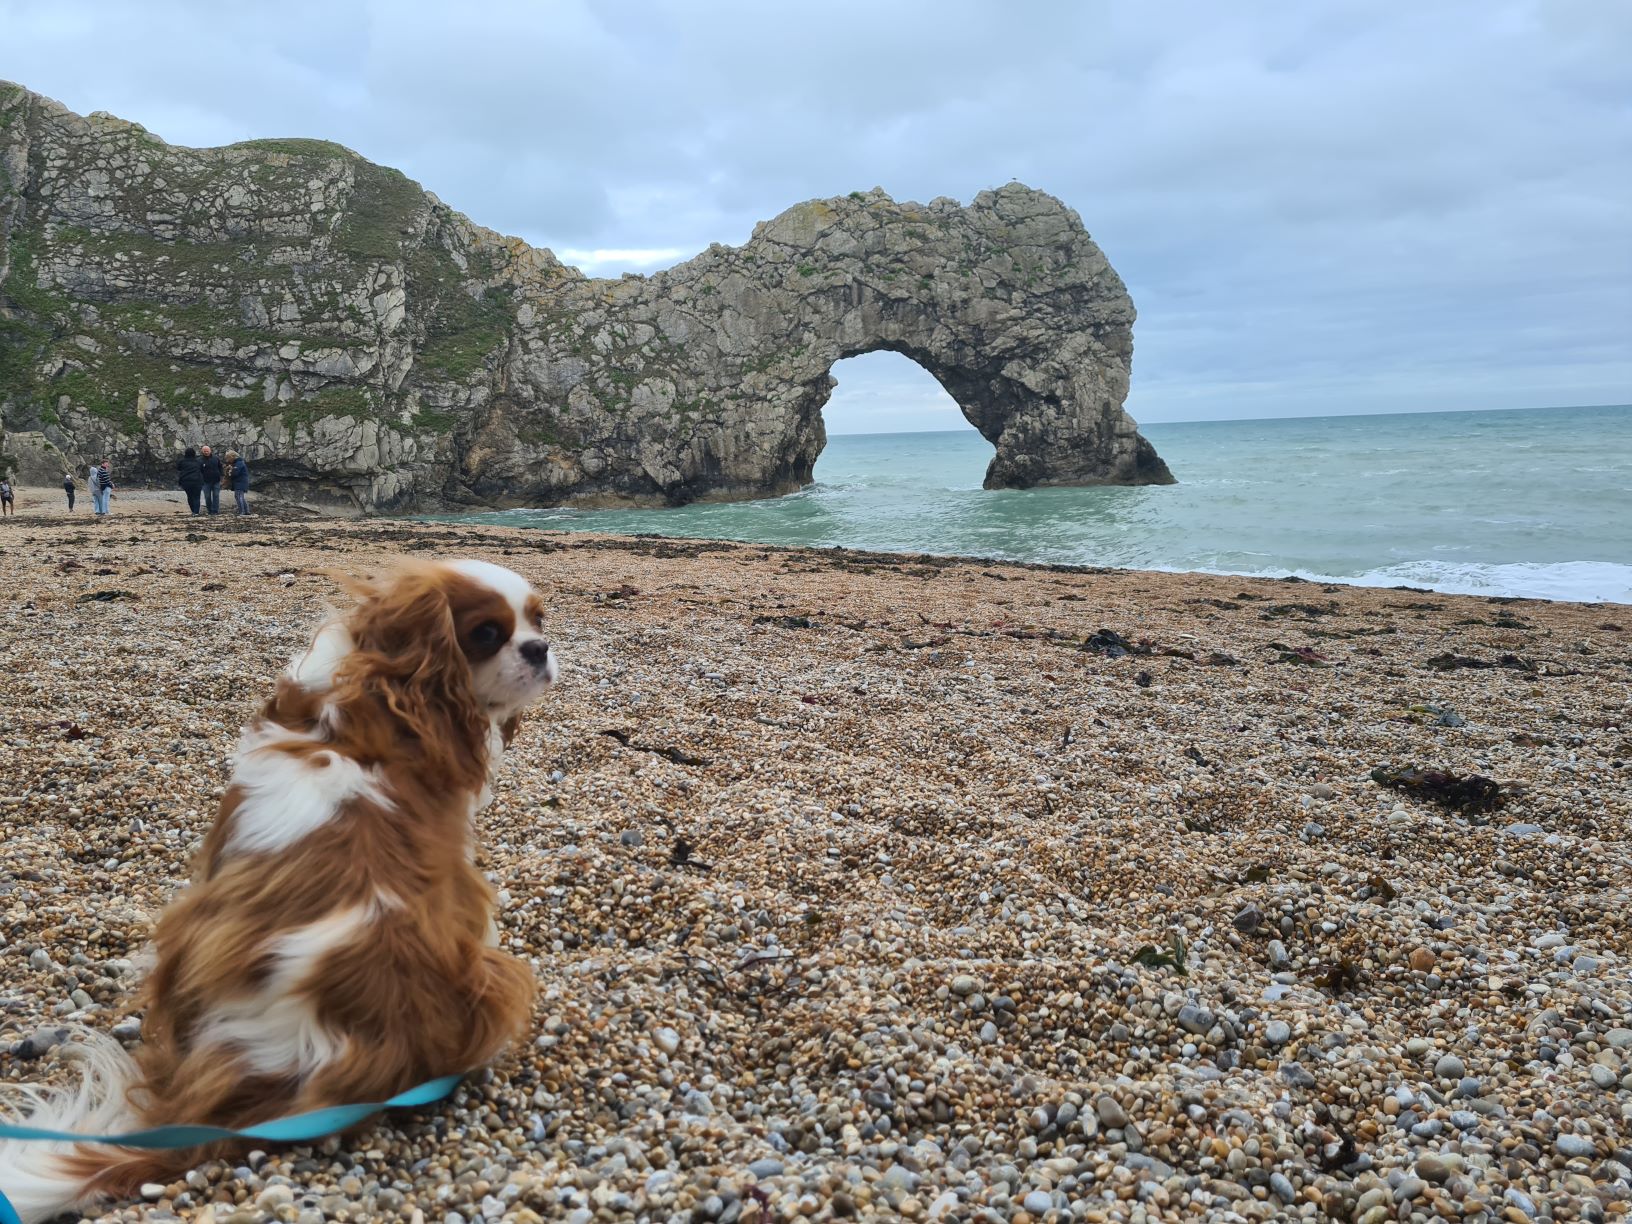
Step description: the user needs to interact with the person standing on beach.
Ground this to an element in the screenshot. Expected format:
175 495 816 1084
63 470 76 511
199 444 222 515
0 477 13 517
176 446 205 515
226 449 250 516
90 459 114 517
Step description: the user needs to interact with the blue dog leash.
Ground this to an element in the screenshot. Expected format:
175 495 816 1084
0 1074 461 1224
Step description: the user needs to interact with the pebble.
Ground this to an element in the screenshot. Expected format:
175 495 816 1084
747 1158 785 1179
1434 1053 1466 1080
652 1026 680 1055
1264 1019 1291 1046
1505 1187 1539 1217
1095 1094 1129 1129
1556 1134 1595 1159
257 1185 294 1210
1416 1154 1457 1182
13 1025 67 1060
1022 1190 1053 1214
1176 1003 1214 1035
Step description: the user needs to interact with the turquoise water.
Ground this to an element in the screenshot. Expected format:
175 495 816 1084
440 404 1632 603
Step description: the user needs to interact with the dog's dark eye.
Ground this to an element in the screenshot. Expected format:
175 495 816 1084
470 622 504 648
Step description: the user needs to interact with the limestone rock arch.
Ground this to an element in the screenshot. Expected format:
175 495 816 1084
486 184 1173 506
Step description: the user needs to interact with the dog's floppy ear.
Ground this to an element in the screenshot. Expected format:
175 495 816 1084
336 566 488 788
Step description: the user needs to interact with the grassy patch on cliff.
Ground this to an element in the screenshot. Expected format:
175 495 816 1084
47 223 277 285
233 137 353 160
335 162 425 263
408 247 512 380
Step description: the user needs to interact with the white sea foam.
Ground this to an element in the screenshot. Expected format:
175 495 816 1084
1285 561 1632 605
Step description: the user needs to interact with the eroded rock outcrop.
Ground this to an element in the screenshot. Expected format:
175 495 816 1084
1 82 1170 510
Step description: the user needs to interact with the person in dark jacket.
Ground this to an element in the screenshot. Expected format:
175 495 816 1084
199 445 223 515
90 459 114 517
226 449 251 516
176 447 205 515
63 471 76 512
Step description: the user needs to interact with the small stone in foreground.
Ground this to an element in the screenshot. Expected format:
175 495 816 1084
1433 1053 1466 1080
1556 1134 1595 1159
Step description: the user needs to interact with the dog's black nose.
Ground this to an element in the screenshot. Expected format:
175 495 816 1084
520 639 551 668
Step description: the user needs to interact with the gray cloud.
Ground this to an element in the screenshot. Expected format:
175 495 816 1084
3 0 1628 430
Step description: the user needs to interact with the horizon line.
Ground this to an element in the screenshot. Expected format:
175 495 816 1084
827 400 1630 436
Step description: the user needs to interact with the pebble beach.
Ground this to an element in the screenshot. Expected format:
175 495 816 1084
1 493 1629 1224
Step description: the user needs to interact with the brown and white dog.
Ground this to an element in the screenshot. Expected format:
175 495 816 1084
0 559 556 1222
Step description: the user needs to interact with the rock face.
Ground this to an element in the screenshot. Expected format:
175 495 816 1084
0 82 1171 510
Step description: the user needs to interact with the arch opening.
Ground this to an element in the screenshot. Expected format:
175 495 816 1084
811 351 994 488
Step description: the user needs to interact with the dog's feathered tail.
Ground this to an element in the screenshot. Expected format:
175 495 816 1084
0 1030 138 1223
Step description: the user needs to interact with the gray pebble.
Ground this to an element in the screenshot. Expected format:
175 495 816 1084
1557 1134 1595 1158
1264 1020 1291 1047
14 1026 66 1060
1505 1188 1538 1217
1022 1190 1053 1214
747 1158 784 1179
1269 1171 1295 1203
1177 1003 1214 1035
1095 1094 1129 1129
1433 1053 1466 1080
1279 1062 1316 1088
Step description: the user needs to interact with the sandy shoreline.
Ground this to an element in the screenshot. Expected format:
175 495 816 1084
1 501 1629 1222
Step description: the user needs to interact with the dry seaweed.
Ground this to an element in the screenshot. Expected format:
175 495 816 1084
1424 651 1534 673
1130 932 1189 976
1369 764 1504 813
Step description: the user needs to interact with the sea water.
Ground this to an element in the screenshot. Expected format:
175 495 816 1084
440 404 1632 603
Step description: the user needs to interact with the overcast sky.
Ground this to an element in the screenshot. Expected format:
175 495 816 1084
3 1 1628 433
